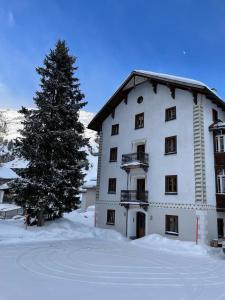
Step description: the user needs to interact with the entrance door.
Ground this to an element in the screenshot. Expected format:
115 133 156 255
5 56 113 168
136 212 145 238
137 178 145 201
217 218 224 238
137 144 145 161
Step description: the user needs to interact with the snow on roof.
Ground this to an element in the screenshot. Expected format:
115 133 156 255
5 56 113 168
0 167 18 179
135 70 206 87
0 183 9 190
88 70 224 131
82 179 97 189
0 203 21 212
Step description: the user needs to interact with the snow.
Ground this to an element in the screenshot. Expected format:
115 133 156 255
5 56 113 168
1 209 225 299
0 203 21 212
121 161 144 167
135 70 206 87
132 234 208 256
0 208 123 245
0 166 18 179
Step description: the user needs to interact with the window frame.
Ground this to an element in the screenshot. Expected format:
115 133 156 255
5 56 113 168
107 209 115 225
215 135 225 153
109 147 118 162
108 178 116 194
165 106 176 122
111 124 119 136
165 136 177 155
165 175 178 194
135 113 144 130
165 215 179 236
217 169 225 194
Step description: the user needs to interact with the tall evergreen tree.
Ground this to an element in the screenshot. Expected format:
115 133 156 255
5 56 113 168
13 40 89 221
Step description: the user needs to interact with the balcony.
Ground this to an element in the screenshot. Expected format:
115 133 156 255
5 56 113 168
120 190 149 204
121 152 149 171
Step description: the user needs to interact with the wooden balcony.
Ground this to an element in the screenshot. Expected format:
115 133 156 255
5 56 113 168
121 152 149 171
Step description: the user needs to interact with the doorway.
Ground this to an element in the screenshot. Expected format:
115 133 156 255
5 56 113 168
136 212 146 238
137 144 145 161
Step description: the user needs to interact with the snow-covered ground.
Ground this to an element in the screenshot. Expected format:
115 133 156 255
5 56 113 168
1 208 225 300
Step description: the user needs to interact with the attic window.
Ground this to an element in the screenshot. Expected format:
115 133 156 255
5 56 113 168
137 96 143 104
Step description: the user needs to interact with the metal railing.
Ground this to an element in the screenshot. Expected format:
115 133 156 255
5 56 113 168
120 190 148 203
121 152 149 165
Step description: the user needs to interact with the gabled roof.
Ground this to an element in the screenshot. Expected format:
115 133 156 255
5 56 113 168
88 70 225 132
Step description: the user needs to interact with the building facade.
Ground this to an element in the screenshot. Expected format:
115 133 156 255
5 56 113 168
88 70 225 244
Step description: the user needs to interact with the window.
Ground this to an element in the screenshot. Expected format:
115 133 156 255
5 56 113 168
110 147 118 162
215 135 225 152
135 113 144 129
165 175 177 194
137 96 143 104
165 215 179 235
165 106 176 121
212 109 218 122
165 136 177 154
217 169 225 194
108 178 116 194
107 209 115 225
111 124 119 135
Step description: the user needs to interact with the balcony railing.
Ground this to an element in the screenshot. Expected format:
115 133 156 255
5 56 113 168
120 190 148 203
121 152 149 169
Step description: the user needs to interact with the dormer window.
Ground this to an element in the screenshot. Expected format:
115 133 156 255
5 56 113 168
215 135 225 152
137 96 143 104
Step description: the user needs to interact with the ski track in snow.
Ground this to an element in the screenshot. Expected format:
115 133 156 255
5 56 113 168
1 238 225 300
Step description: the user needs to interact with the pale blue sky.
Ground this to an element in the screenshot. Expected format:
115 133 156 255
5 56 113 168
0 0 225 112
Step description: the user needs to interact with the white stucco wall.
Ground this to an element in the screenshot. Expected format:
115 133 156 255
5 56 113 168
96 79 224 242
99 81 195 205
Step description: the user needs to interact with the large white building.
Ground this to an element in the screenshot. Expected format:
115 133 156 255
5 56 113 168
88 70 225 244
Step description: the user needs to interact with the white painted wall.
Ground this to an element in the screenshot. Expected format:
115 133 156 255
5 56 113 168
96 79 224 242
99 81 195 206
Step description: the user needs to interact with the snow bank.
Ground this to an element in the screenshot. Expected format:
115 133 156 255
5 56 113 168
132 234 209 256
0 209 123 245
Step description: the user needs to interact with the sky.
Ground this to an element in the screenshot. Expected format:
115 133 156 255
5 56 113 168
0 0 225 113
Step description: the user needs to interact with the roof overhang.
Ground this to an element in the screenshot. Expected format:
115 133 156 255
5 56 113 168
88 70 225 132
